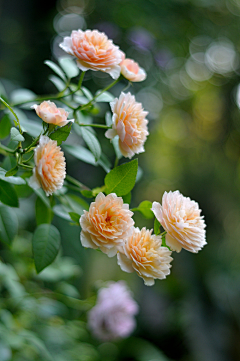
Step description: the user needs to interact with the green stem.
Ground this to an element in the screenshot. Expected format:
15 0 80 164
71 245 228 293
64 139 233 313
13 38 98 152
0 97 22 133
18 163 33 170
78 71 85 90
24 135 40 153
75 77 120 111
79 123 111 129
114 157 119 168
65 174 90 190
0 143 15 154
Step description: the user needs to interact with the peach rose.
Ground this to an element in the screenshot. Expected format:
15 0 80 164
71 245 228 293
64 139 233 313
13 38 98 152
105 92 149 159
117 227 173 286
120 58 146 82
60 29 123 79
80 193 134 257
29 135 66 196
152 191 207 253
32 101 74 127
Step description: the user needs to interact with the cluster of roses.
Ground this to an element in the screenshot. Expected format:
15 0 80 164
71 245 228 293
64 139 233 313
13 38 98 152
29 29 206 286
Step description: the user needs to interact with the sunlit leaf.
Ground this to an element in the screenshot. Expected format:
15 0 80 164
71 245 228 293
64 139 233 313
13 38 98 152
132 200 154 219
32 224 61 273
58 57 80 78
154 218 161 235
104 159 138 196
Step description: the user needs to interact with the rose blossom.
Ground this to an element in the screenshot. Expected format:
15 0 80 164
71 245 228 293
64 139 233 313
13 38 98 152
60 29 123 79
152 191 207 253
88 281 138 341
29 135 66 196
120 58 146 82
80 192 134 257
105 92 149 159
31 101 74 127
117 227 173 286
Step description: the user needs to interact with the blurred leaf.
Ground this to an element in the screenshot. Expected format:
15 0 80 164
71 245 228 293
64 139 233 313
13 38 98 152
44 60 67 81
49 123 72 145
105 111 112 126
35 197 53 226
81 86 93 100
81 190 94 198
63 144 95 165
104 159 138 196
19 330 55 361
0 205 18 245
0 180 18 207
53 204 71 221
20 116 42 137
154 218 161 235
95 90 115 102
66 194 89 213
136 166 143 183
31 187 51 208
5 166 18 177
38 257 81 282
0 114 11 139
98 153 111 173
58 57 80 78
10 127 25 142
32 224 61 273
49 75 66 91
69 212 81 224
11 89 36 105
132 201 154 219
112 135 123 160
122 192 131 204
0 168 25 185
80 126 102 162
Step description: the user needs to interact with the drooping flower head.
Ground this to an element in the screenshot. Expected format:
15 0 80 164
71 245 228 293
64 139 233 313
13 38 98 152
152 191 207 253
60 29 124 79
80 192 134 257
31 101 74 127
120 58 146 82
117 227 173 286
88 281 138 341
29 135 66 196
105 92 149 159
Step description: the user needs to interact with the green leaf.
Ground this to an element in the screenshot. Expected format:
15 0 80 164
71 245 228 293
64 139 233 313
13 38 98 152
35 197 53 226
81 87 93 100
31 187 51 208
63 144 95 164
0 168 25 185
154 218 161 235
122 192 131 205
98 153 111 173
80 127 102 161
133 201 154 219
81 190 94 198
11 89 36 105
112 136 123 160
44 60 67 81
0 180 19 207
5 166 18 177
10 127 25 142
0 114 12 139
49 123 72 145
95 90 115 102
64 194 89 214
104 159 138 196
53 204 71 221
58 57 80 78
49 75 66 91
69 212 81 224
32 224 61 273
105 111 112 126
0 205 18 245
20 117 42 137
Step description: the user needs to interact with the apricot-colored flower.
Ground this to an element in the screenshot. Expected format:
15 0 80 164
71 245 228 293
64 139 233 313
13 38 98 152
29 135 66 196
31 101 74 127
80 193 134 257
120 58 146 82
152 191 207 253
105 92 149 159
60 29 123 79
117 227 173 286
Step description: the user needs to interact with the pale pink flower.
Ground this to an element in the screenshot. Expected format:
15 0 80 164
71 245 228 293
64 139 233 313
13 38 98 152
105 92 149 159
88 281 138 341
117 227 173 286
80 193 134 257
31 101 74 127
152 191 207 253
60 29 123 79
29 135 66 196
120 58 146 82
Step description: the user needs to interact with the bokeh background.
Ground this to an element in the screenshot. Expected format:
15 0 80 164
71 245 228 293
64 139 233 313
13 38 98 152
1 0 240 360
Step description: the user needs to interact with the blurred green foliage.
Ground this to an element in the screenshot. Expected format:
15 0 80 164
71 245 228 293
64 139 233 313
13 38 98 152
1 0 240 360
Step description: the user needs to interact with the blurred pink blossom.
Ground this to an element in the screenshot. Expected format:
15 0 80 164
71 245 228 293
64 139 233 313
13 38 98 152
88 281 138 341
